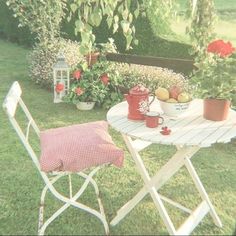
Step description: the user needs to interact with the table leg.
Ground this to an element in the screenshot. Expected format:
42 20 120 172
111 134 222 235
111 138 199 226
121 134 176 235
184 158 222 227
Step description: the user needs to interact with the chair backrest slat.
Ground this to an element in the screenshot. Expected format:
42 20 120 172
25 119 32 141
9 117 41 170
2 81 41 168
3 81 22 117
3 81 60 196
19 98 40 137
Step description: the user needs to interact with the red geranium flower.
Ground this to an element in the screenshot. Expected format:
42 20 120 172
55 83 64 93
100 73 109 85
73 70 82 80
75 87 84 96
207 39 235 58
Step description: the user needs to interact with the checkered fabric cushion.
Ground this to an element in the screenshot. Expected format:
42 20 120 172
39 121 124 172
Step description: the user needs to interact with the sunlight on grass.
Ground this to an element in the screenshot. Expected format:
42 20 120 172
171 17 236 46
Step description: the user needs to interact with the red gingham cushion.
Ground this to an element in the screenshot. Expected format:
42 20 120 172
39 121 124 172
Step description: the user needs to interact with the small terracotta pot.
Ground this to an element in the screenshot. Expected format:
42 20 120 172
85 52 99 67
203 98 230 121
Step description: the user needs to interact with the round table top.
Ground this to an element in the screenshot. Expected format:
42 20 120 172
107 99 236 147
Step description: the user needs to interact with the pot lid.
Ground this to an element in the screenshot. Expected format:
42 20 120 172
129 84 149 95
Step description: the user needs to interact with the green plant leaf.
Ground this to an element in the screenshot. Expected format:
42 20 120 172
122 8 129 20
94 9 102 27
113 23 119 33
81 31 90 42
134 5 139 18
106 16 113 29
70 3 77 13
121 20 130 34
75 20 84 32
114 15 119 23
134 39 139 45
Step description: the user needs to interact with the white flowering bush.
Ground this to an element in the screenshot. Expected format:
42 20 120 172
117 64 190 93
28 38 85 87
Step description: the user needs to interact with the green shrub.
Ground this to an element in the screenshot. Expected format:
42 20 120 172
28 38 85 88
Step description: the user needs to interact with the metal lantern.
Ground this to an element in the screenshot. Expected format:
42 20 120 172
53 52 70 103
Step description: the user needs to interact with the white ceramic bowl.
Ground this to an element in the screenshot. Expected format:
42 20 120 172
158 100 191 117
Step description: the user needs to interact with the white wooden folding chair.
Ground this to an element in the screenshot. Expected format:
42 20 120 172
2 81 109 235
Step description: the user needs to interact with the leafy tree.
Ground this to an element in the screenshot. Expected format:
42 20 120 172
6 0 66 46
68 0 140 53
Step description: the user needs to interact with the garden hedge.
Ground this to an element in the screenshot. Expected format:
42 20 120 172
0 1 34 46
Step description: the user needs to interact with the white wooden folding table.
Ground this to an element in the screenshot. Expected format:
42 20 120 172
107 99 236 235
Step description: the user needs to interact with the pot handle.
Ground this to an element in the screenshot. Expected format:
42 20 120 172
149 94 155 106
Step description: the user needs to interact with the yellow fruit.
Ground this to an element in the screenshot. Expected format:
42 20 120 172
155 87 169 101
177 93 191 103
166 98 178 103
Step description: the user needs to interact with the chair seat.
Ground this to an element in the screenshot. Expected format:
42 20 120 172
40 121 124 172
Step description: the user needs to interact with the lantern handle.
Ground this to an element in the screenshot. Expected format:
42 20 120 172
57 50 65 60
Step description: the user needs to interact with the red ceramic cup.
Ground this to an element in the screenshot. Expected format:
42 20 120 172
145 111 164 128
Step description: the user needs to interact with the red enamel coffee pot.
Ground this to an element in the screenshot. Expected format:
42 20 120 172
124 84 154 120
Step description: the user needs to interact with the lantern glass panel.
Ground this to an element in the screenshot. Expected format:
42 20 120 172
62 70 67 78
56 70 61 78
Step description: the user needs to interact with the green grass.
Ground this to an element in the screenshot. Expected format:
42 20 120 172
1 39 236 235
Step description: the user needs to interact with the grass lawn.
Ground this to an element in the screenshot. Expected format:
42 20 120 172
1 39 236 235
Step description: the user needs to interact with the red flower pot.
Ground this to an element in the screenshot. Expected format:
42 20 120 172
203 98 231 121
85 52 100 67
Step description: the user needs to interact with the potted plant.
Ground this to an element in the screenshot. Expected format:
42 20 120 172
65 59 123 110
84 38 117 67
67 66 107 110
191 39 235 121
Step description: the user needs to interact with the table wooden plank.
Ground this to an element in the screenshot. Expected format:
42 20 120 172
140 115 202 144
199 112 236 146
107 99 236 147
217 122 236 143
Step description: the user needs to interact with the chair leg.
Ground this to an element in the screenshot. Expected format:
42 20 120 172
38 185 47 233
38 174 66 235
38 188 109 236
38 201 71 235
77 171 109 234
38 169 109 235
77 172 100 196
